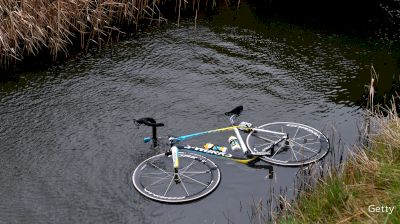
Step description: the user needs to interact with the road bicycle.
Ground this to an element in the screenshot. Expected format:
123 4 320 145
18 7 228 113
132 106 329 203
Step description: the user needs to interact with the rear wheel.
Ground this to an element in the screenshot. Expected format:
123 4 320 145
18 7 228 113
246 122 329 166
132 152 221 203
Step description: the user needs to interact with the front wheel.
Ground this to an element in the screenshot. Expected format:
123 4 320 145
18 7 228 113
246 122 329 166
132 152 221 203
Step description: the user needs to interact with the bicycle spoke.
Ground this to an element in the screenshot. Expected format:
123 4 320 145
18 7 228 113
143 175 171 188
301 141 320 145
290 140 318 154
141 171 174 176
289 144 299 161
292 133 313 141
289 145 310 156
292 127 300 139
254 142 271 147
254 143 273 151
252 133 275 143
180 173 209 187
271 145 284 159
183 170 210 174
150 162 172 177
265 139 308 160
141 175 170 179
254 142 271 152
183 170 211 175
179 176 190 196
181 160 196 174
259 144 273 153
163 175 176 197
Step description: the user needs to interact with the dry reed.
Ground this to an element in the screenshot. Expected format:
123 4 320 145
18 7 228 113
0 0 215 73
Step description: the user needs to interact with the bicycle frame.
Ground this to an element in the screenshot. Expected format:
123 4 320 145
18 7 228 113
143 115 289 165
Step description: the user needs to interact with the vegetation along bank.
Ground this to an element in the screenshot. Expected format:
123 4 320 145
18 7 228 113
277 92 400 223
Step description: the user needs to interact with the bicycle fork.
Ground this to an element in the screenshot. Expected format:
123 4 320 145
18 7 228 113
171 146 181 183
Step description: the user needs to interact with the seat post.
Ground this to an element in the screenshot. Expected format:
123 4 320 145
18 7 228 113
152 126 158 147
135 117 164 147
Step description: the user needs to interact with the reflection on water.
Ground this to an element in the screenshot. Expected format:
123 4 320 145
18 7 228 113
1 4 399 224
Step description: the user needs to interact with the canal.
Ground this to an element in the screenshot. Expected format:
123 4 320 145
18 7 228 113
1 4 399 224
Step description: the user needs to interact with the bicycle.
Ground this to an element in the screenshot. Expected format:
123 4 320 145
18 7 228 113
132 106 329 203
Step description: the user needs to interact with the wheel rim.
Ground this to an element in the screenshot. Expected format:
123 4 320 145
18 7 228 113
132 152 221 203
246 122 329 166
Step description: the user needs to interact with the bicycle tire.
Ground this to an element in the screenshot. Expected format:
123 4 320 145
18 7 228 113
132 152 221 203
246 122 329 166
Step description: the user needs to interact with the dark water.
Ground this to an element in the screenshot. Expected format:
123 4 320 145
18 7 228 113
1 5 399 224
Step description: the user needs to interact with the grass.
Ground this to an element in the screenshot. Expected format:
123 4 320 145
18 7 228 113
0 0 223 74
277 104 400 223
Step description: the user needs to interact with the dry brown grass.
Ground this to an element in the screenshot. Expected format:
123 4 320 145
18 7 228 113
0 0 214 72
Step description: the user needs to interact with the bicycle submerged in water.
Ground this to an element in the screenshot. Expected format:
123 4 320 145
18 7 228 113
132 106 329 203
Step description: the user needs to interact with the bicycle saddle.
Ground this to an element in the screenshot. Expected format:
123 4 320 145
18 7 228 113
134 117 164 127
224 105 243 116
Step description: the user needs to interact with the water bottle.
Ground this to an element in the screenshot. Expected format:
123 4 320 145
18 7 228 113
228 136 241 151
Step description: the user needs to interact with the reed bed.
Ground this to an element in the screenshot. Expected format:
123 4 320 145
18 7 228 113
0 0 213 73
